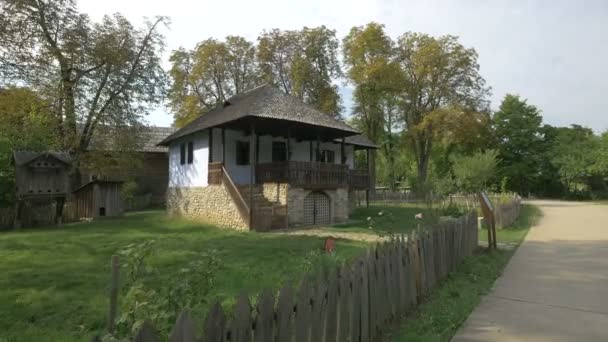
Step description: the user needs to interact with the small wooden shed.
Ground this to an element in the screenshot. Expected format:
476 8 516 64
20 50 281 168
73 180 125 219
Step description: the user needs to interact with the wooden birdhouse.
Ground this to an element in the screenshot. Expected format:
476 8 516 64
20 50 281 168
12 151 71 228
13 151 71 198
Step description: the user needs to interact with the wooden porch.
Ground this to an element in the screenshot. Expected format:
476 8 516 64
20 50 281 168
255 161 370 189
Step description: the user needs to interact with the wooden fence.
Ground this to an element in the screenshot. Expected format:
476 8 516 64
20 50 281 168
494 197 522 229
132 212 479 341
352 190 431 207
0 201 80 229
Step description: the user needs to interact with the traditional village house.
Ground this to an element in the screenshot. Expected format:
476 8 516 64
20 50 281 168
158 84 377 231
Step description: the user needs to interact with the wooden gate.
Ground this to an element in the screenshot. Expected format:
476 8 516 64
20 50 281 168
303 191 330 225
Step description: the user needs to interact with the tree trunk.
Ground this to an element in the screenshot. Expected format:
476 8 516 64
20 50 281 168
415 136 432 185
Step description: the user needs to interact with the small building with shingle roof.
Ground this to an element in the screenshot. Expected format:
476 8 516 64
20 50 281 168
159 84 377 231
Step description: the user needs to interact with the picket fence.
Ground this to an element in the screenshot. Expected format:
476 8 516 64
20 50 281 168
494 197 522 229
132 212 479 342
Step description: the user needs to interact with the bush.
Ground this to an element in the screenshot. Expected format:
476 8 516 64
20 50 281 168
110 241 221 339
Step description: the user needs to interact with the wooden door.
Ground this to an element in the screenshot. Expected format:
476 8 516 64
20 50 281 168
303 191 330 225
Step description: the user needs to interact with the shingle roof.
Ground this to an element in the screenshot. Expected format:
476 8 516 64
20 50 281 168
12 151 71 166
139 126 176 153
87 125 175 153
339 134 378 149
159 84 360 146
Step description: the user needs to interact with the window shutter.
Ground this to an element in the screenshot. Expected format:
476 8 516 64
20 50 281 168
187 142 194 164
180 143 186 165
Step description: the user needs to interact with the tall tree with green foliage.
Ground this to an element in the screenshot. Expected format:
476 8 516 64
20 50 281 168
550 125 600 193
0 0 167 182
493 94 544 195
451 150 499 193
342 22 402 188
394 32 490 185
168 36 258 127
258 26 343 117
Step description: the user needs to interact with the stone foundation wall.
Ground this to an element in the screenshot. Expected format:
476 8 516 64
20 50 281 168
287 187 349 227
261 182 288 205
166 186 248 230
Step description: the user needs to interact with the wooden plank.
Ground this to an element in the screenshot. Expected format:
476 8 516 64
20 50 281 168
232 293 253 342
310 274 328 342
170 311 197 342
134 321 159 342
367 250 378 341
295 278 312 342
397 236 407 315
325 269 339 342
275 283 295 342
254 289 275 342
350 261 362 342
383 244 394 326
204 302 227 342
337 266 351 342
360 255 370 342
407 232 420 306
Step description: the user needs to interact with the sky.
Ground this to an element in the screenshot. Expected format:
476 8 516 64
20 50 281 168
79 0 608 132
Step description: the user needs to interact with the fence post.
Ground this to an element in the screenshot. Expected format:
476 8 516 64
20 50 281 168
108 255 119 333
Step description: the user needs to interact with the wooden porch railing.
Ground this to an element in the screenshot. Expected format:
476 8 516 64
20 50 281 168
348 169 370 189
256 161 369 189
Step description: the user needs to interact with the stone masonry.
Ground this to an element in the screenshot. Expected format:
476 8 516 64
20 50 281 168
287 186 349 227
166 186 248 230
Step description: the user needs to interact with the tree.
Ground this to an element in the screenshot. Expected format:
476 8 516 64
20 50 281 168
550 125 599 193
258 26 343 117
0 0 167 182
0 87 58 204
342 22 401 189
451 150 499 194
493 94 543 195
168 36 258 127
394 32 490 185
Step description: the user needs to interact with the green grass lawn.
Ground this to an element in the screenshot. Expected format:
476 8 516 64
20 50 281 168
388 204 542 342
0 211 365 341
322 203 441 236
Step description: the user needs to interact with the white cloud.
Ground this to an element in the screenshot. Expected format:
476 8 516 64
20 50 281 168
78 0 608 132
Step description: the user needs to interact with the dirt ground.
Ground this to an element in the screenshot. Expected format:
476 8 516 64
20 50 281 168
453 200 608 341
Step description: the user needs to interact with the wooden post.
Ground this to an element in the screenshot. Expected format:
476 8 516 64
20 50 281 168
221 128 226 164
366 148 371 207
316 135 321 162
286 128 291 161
341 137 346 164
249 124 256 229
209 128 214 163
286 128 291 229
13 199 22 229
108 255 119 333
55 197 65 225
255 134 260 164
309 140 313 162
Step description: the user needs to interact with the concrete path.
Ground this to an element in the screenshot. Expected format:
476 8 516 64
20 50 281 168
453 200 608 341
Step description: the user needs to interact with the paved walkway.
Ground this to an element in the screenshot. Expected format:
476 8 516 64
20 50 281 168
453 200 608 341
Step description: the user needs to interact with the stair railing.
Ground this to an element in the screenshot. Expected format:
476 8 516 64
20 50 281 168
221 166 250 227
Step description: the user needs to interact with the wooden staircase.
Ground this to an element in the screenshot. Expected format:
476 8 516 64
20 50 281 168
238 185 287 231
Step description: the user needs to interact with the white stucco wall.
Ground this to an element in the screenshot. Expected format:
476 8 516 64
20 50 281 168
169 128 358 187
168 130 209 188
